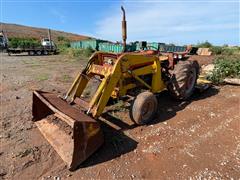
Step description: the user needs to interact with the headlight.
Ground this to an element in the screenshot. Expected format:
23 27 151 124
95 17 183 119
178 54 183 59
173 54 178 59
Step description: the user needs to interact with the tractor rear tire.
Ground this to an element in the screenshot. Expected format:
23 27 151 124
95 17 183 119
130 91 158 125
167 60 199 100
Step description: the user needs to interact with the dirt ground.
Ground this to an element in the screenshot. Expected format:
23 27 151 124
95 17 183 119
0 53 239 179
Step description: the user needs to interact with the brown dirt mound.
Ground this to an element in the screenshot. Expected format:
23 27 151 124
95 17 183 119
1 22 90 41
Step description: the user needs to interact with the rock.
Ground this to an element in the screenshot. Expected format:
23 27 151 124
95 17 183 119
202 64 214 75
54 176 61 180
22 160 34 169
0 133 10 139
209 112 216 118
17 148 33 158
25 123 34 130
130 174 136 179
220 161 226 166
16 96 21 99
0 168 7 177
224 78 240 85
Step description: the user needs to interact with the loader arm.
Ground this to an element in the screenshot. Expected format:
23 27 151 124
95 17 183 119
64 52 122 118
65 52 166 118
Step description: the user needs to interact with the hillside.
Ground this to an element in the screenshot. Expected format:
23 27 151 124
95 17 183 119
0 22 90 41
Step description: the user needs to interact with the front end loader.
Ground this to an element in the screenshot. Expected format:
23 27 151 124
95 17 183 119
32 6 204 170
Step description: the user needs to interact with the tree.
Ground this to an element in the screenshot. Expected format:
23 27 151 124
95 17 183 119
197 41 212 48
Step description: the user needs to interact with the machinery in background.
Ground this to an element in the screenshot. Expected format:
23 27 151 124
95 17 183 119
1 29 57 56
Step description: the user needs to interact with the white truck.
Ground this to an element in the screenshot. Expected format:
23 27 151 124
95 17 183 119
0 31 8 50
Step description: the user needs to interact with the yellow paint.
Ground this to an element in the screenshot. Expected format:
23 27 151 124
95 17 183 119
65 52 169 118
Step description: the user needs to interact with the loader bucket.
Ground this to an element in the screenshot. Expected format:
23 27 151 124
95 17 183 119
32 91 104 171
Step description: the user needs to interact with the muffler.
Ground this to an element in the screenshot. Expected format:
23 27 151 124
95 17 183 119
32 91 104 171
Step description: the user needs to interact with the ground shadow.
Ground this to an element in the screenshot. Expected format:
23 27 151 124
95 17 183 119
79 121 138 168
97 87 219 130
150 86 219 125
77 86 219 169
97 86 219 129
101 112 137 130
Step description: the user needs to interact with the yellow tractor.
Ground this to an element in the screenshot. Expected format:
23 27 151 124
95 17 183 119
32 7 201 170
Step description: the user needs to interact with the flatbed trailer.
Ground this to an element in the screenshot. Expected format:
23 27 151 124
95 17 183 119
7 46 57 56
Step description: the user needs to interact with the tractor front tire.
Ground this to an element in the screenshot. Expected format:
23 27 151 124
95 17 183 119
130 91 158 125
167 60 199 100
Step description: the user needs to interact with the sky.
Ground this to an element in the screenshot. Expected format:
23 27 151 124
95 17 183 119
1 0 239 45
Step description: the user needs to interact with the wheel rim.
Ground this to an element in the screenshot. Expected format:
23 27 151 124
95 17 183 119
141 101 154 122
185 68 196 95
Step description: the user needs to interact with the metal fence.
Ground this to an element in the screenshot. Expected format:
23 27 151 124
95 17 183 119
71 40 187 53
70 39 107 50
98 42 136 53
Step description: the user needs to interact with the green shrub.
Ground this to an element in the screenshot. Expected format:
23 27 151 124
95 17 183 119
210 46 223 55
207 55 240 84
83 47 94 57
222 48 234 55
67 48 83 58
197 41 212 48
58 46 68 54
60 47 95 58
56 36 70 49
8 37 41 48
57 36 66 41
210 46 239 55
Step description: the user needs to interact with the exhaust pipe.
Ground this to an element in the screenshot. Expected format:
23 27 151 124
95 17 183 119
121 6 127 52
48 29 52 43
48 29 53 49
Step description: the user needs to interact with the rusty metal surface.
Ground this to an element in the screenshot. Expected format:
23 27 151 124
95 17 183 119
32 91 104 170
74 97 90 110
74 97 97 114
89 64 112 76
121 6 127 52
33 91 96 123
